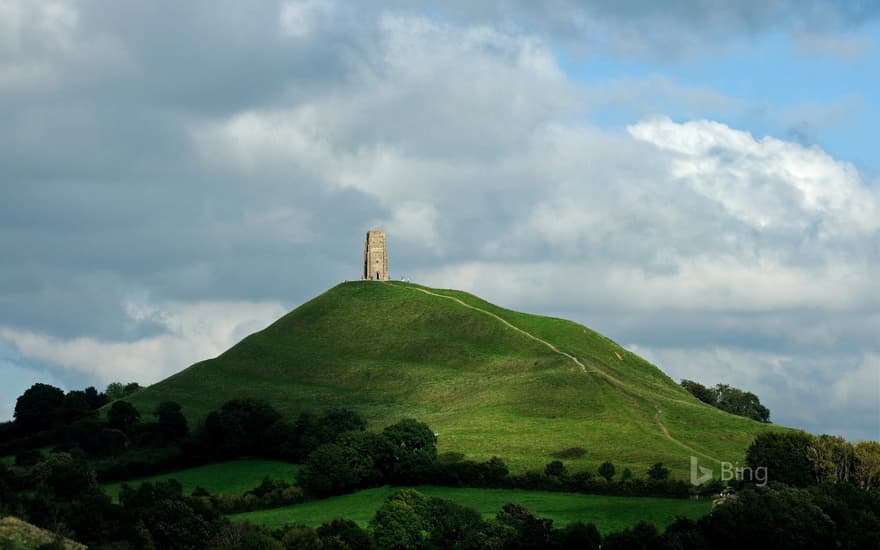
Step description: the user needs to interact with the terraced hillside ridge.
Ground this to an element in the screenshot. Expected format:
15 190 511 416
126 281 786 474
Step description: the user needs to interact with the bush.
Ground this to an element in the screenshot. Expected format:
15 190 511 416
107 401 141 432
15 448 43 466
545 460 568 477
551 447 587 459
598 461 616 481
647 462 669 480
154 401 189 439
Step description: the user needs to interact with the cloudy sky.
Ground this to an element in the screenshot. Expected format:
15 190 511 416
1 0 878 440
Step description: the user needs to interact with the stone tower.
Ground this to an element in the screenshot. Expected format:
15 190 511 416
363 230 389 281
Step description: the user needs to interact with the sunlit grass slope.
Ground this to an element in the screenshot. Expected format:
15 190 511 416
230 485 712 533
127 281 785 475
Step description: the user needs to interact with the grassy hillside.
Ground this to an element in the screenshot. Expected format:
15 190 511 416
127 281 784 474
230 485 712 533
0 516 86 549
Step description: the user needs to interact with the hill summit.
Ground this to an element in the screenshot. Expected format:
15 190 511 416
127 282 782 474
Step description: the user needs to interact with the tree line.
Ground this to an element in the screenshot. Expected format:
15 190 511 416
680 379 771 422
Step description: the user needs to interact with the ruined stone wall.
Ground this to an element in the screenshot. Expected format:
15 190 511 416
363 230 389 281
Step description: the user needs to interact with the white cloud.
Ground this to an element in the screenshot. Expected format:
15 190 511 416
831 355 880 413
794 32 874 60
628 117 880 235
0 300 288 386
279 0 333 38
376 201 443 252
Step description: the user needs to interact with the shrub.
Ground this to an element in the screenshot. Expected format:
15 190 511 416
551 447 587 459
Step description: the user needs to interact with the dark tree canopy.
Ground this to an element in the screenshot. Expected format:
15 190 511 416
680 379 717 405
544 460 568 477
700 485 836 549
154 401 189 439
714 384 770 423
83 386 108 409
681 380 771 422
14 383 65 434
55 390 94 426
105 381 142 401
647 462 670 480
107 401 141 432
204 398 282 458
598 461 616 481
746 431 816 487
382 418 437 482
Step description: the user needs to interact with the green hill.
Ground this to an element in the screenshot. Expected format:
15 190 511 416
127 281 784 475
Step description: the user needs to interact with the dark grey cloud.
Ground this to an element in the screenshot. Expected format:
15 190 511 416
408 0 880 58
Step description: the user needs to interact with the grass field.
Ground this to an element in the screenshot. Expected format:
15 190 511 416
124 281 787 476
230 485 712 534
101 459 300 500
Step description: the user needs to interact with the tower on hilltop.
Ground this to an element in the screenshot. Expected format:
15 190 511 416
363 230 389 281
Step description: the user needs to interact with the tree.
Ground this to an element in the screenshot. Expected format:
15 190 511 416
621 468 633 481
83 386 108 409
495 502 554 549
316 518 371 550
746 432 815 487
681 379 717 405
370 489 428 550
647 462 670 480
105 382 126 401
280 525 321 550
855 441 880 491
299 442 376 496
120 480 221 549
713 384 770 423
603 521 658 550
699 485 835 549
293 408 368 458
807 434 853 483
681 380 771 422
423 496 482 547
598 461 616 481
55 390 94 426
204 399 282 458
382 418 437 482
29 452 113 544
544 460 567 478
107 401 141 432
154 401 188 439
14 383 65 434
557 521 601 550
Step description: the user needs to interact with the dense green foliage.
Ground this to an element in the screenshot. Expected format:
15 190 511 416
747 431 828 487
680 379 771 422
125 281 786 474
13 384 65 434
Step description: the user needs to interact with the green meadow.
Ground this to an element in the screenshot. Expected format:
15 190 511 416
231 485 712 534
101 459 300 500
